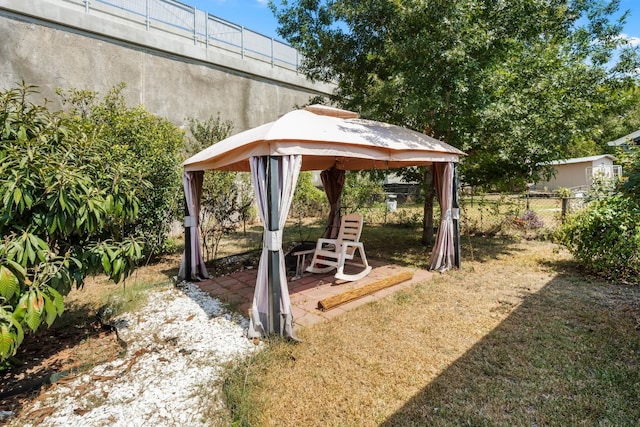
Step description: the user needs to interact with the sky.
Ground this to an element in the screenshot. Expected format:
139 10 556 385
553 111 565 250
186 0 640 46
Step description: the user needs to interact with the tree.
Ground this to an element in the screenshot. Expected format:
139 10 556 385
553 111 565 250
58 84 185 256
271 0 639 240
619 146 640 199
0 84 144 360
185 115 256 264
599 83 640 152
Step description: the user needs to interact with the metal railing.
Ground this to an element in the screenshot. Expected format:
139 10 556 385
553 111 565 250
64 0 300 70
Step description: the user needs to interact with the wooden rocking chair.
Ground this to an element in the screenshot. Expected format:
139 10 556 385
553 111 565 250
306 213 372 281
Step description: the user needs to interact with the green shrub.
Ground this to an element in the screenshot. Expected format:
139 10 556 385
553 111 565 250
58 84 185 256
291 172 326 220
342 171 385 211
0 84 144 360
557 194 640 283
185 115 257 263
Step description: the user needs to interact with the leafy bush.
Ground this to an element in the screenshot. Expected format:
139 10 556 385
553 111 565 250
557 194 640 283
185 115 256 263
58 84 185 256
0 84 144 360
341 171 385 211
389 208 422 228
291 172 326 220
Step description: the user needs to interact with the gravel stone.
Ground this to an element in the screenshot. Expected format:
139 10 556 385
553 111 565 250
17 282 259 427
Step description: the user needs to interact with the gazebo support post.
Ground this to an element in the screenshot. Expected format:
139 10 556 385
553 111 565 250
267 156 281 334
453 163 461 269
183 196 193 281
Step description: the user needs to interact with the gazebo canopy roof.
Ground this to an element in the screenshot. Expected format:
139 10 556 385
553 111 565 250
183 105 464 172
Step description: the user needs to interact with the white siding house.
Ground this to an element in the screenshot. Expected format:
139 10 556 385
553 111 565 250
536 155 622 192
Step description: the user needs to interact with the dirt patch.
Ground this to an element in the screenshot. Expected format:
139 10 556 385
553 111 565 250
0 312 123 423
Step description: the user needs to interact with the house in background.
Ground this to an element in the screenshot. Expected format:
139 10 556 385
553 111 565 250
535 154 622 192
607 129 640 151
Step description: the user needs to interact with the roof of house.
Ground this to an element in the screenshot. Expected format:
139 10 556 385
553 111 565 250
607 129 640 146
547 154 616 166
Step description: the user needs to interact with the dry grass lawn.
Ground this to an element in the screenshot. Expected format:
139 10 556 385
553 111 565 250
224 237 640 426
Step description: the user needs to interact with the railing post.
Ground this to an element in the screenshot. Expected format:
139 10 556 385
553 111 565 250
193 6 197 45
205 12 208 49
241 27 245 59
145 0 150 31
271 38 274 67
84 0 90 13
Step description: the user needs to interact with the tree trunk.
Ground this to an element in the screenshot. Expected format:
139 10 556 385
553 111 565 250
421 166 435 246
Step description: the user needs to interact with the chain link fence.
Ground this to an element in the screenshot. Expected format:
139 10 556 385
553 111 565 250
458 193 587 237
347 190 589 239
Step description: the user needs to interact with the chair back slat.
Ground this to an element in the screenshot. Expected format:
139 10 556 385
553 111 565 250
337 214 364 243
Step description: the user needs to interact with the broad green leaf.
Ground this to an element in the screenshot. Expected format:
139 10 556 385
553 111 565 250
48 287 65 315
17 126 27 142
0 266 20 300
26 243 36 265
43 294 56 327
12 293 30 320
24 309 41 333
106 246 116 261
113 258 124 277
4 260 26 281
59 189 68 212
1 311 24 347
101 253 111 274
0 324 13 356
13 187 22 205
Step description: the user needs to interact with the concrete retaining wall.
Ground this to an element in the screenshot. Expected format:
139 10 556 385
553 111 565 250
0 0 334 130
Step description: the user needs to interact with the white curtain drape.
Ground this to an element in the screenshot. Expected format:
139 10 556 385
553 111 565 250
429 162 457 271
178 171 209 281
248 155 302 338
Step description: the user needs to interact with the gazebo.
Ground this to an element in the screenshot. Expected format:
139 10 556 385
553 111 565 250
178 105 464 339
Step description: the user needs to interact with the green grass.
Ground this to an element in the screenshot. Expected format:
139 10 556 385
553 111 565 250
220 235 640 426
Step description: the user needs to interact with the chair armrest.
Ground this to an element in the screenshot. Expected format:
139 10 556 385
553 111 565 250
316 238 337 249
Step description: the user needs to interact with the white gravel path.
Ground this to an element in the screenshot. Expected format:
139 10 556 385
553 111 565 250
14 282 260 427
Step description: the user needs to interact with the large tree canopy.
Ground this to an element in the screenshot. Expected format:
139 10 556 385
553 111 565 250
272 0 639 189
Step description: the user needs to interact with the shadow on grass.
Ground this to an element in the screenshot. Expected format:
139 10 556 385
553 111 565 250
380 275 640 426
363 224 526 269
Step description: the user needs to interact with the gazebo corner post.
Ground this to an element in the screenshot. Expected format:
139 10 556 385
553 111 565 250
183 195 193 281
267 156 281 335
453 163 461 269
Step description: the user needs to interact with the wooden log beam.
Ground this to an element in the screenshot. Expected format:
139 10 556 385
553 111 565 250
318 270 414 311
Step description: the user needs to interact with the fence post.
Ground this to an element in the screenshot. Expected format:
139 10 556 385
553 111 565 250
561 197 570 223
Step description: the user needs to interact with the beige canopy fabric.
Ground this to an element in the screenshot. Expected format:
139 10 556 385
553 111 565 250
183 106 464 173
